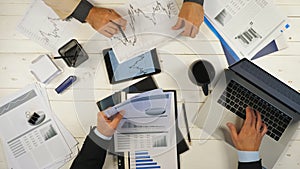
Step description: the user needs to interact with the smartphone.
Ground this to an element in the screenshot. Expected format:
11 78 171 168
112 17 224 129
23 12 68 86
103 48 161 84
58 39 88 67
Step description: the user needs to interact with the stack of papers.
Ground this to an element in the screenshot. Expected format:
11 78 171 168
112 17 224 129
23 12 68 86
0 84 78 169
104 89 178 169
204 0 289 61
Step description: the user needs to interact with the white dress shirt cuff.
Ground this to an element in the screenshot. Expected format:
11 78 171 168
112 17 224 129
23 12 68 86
93 128 112 140
237 151 260 162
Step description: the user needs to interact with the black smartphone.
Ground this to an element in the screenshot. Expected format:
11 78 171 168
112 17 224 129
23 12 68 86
103 48 161 84
58 39 88 67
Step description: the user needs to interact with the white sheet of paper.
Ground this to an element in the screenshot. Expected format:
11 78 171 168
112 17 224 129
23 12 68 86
104 89 163 118
110 0 182 63
114 92 178 169
17 0 79 54
0 139 8 169
0 84 74 169
30 54 62 84
204 0 288 59
113 92 176 155
32 84 79 169
38 84 78 151
128 148 178 169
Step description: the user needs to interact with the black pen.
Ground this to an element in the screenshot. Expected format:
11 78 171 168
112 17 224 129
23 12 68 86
54 55 76 59
110 20 128 42
71 50 79 67
182 102 191 146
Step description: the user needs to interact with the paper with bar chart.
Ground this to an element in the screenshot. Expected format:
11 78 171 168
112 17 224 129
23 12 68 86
204 0 288 59
110 91 178 168
128 149 178 169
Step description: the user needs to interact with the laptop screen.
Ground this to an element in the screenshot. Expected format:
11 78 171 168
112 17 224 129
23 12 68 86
230 58 300 113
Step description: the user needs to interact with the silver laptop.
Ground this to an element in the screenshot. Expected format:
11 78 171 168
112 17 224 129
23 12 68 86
195 58 300 168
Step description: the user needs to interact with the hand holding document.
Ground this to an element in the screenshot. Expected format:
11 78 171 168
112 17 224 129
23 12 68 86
104 89 164 118
105 89 179 169
0 84 78 169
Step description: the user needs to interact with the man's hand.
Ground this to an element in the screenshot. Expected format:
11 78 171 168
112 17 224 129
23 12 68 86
96 111 124 137
85 7 127 38
172 2 204 38
227 107 268 151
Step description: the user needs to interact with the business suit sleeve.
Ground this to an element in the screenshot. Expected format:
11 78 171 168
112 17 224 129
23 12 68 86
43 0 93 23
43 0 81 19
183 0 204 6
70 128 111 169
238 160 262 169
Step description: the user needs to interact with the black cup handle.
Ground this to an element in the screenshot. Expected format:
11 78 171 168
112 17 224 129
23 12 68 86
202 84 209 96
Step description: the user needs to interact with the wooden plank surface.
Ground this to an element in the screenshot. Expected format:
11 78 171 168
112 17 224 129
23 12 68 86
1 0 300 4
0 0 299 169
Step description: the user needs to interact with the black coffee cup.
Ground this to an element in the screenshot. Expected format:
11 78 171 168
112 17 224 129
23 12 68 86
188 60 215 96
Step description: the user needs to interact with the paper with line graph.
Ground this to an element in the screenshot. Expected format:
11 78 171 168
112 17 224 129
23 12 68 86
17 0 79 54
111 0 182 63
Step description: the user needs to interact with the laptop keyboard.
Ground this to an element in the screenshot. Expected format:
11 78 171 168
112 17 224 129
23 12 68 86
217 80 292 141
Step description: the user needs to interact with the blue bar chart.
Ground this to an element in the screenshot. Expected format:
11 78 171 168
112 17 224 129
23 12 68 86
131 151 161 169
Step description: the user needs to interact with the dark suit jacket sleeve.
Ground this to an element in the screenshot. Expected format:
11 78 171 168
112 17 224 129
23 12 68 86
70 128 111 169
183 0 204 5
238 160 262 169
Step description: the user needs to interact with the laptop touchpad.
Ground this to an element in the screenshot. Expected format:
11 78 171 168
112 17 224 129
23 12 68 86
215 111 244 146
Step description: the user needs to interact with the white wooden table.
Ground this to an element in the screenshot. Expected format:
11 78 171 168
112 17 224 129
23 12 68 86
0 0 299 168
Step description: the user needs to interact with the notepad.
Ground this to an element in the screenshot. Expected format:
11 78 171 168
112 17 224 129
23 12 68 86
30 54 62 84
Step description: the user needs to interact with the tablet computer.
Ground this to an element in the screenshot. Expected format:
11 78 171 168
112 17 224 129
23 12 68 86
103 48 161 84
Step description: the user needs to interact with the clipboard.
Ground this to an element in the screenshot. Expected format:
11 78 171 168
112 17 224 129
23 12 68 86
96 77 188 169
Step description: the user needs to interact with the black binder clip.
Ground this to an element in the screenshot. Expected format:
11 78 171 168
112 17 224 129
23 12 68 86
26 111 46 126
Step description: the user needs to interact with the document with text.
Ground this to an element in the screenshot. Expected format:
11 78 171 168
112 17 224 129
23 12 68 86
0 84 77 169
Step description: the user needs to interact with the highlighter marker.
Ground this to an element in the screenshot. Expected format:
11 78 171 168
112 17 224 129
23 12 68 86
55 75 77 94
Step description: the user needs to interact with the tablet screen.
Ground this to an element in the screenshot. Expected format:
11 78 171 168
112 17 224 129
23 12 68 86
105 49 160 83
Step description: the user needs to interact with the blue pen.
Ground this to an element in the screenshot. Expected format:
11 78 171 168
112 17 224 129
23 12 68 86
55 75 77 94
